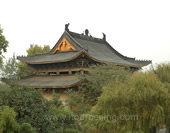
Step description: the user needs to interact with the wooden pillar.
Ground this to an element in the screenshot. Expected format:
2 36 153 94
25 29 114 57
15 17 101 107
81 70 84 75
56 71 60 76
69 71 72 75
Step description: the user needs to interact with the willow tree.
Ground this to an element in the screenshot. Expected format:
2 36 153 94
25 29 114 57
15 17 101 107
82 79 129 133
0 106 36 133
151 63 170 128
127 72 170 133
152 63 170 82
82 71 170 133
66 64 131 115
0 106 18 133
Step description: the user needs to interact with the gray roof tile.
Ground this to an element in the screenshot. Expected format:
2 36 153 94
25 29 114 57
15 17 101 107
2 75 80 88
18 30 151 67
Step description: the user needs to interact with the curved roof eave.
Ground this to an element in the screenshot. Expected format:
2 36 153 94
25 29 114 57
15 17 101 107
17 50 151 68
21 81 81 89
84 52 151 68
17 51 83 64
1 76 81 89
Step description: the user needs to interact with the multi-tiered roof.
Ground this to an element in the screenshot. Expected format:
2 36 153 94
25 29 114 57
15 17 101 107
2 24 151 88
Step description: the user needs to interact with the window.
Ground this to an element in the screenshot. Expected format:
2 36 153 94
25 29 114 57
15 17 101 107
38 72 46 75
48 72 57 75
84 71 88 74
59 71 69 75
72 71 80 74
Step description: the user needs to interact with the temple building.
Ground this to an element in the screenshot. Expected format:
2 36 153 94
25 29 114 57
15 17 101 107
2 24 151 91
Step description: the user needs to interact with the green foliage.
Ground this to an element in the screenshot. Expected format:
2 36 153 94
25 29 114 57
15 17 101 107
0 106 36 133
16 44 50 77
127 72 169 132
66 64 131 115
82 79 129 133
80 64 131 104
153 63 170 83
48 106 81 133
83 64 131 87
0 56 3 67
0 106 18 133
0 86 56 133
0 85 81 133
48 92 82 133
1 44 50 78
27 44 50 56
66 90 91 115
82 113 116 133
16 62 35 77
1 54 18 78
82 70 170 133
0 25 8 55
19 123 36 133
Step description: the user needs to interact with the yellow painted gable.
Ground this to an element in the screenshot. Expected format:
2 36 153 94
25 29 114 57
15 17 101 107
53 37 76 53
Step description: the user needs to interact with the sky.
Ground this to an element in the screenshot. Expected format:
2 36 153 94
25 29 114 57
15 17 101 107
0 0 170 69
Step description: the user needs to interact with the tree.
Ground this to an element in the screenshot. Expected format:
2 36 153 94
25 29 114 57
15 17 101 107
47 93 82 133
0 106 36 133
66 90 91 115
66 64 131 115
82 79 129 133
81 64 131 104
26 44 50 56
17 44 50 77
0 86 55 133
0 85 82 133
127 72 170 133
1 44 50 78
82 71 170 133
0 25 8 55
0 106 18 133
0 25 8 65
16 61 35 77
1 54 18 79
48 104 82 133
152 63 170 84
19 123 36 133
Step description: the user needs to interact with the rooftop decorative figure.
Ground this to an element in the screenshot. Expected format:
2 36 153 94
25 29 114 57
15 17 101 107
85 29 89 36
65 23 70 31
102 33 106 41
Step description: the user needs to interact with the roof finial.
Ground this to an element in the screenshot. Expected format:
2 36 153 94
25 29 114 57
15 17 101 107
65 23 70 31
85 29 89 36
102 33 106 41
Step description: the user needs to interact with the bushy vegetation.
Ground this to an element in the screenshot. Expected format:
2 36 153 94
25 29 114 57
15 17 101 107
0 86 81 133
0 106 36 133
1 44 51 78
66 64 131 115
0 25 170 133
0 25 8 56
66 63 170 133
1 62 170 133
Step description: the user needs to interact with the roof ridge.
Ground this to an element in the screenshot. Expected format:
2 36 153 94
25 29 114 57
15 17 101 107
65 31 86 50
49 50 79 54
68 31 105 44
